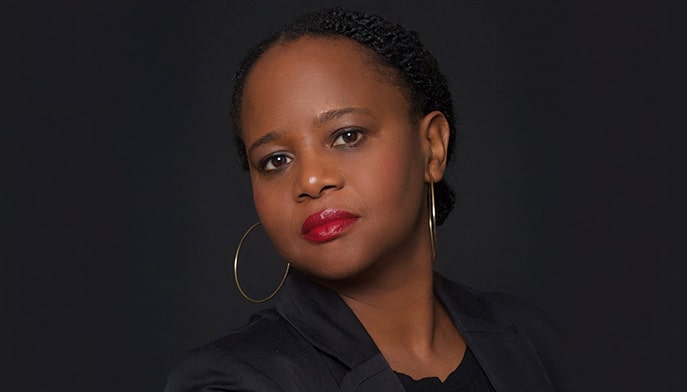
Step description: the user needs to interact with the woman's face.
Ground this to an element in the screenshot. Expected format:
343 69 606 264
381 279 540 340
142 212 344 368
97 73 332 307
240 36 446 284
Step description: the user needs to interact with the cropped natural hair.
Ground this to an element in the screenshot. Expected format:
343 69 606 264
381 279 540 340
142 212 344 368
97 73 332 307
230 7 457 225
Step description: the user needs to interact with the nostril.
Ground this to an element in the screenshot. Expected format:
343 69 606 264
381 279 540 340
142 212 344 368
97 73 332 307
298 184 339 200
295 163 344 200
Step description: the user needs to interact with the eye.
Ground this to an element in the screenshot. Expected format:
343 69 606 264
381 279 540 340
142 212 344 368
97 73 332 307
332 129 364 147
261 153 292 172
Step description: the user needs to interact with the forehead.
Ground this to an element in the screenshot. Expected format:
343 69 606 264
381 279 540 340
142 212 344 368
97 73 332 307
253 35 391 80
241 36 410 130
245 36 389 93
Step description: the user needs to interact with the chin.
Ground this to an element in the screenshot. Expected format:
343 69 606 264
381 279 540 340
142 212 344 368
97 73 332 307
292 256 371 285
296 263 361 283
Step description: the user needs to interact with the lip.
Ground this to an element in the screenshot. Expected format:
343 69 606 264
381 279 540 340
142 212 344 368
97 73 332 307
301 208 360 243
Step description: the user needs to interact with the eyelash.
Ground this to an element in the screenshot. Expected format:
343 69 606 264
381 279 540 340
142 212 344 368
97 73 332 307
259 152 293 172
257 128 367 173
331 128 366 148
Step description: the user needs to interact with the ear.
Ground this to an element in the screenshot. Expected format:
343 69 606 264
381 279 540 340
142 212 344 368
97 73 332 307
419 111 450 183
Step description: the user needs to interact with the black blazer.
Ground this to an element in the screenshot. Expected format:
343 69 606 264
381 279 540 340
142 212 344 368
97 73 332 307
165 271 569 391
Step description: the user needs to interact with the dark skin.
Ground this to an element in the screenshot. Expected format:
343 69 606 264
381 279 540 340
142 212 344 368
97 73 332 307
240 36 464 381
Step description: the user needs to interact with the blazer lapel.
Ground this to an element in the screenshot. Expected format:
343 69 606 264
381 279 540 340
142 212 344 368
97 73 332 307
462 331 556 392
338 353 406 392
276 271 405 392
435 274 556 392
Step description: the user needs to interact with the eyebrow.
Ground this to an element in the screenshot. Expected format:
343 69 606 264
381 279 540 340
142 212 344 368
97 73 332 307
247 107 372 155
313 107 371 127
248 130 284 156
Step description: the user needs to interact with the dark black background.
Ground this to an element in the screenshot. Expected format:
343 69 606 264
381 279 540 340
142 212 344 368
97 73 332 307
6 0 680 391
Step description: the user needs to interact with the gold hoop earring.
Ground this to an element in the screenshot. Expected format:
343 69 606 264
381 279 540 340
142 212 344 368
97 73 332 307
428 179 438 260
233 222 290 303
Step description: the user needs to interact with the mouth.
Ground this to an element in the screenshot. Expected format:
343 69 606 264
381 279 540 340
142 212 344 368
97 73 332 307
301 208 360 243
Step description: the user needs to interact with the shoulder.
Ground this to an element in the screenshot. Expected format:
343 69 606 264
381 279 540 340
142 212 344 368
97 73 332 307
485 291 575 391
437 275 561 345
165 309 320 392
484 291 561 342
164 310 286 392
164 309 340 392
484 291 566 367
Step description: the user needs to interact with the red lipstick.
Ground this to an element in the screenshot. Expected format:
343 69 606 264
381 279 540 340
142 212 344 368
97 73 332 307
301 208 359 243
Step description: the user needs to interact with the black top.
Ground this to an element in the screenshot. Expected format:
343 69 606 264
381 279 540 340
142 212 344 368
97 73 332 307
395 348 496 392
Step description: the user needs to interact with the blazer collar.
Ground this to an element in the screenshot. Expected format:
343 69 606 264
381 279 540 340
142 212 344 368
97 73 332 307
435 274 556 391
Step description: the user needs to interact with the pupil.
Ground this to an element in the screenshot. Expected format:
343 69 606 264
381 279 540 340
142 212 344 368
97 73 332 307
344 131 356 143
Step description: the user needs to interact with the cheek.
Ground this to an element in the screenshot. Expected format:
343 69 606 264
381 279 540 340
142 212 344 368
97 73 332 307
251 184 265 214
360 142 425 210
252 184 280 224
251 180 296 243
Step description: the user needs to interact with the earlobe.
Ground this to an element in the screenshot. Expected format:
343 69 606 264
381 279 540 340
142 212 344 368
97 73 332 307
421 111 450 183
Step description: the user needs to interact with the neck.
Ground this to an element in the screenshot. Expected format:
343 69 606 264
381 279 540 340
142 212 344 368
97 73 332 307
337 256 439 354
335 255 466 381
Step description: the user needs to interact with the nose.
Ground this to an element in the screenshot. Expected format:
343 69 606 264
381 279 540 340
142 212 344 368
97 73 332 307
294 152 344 200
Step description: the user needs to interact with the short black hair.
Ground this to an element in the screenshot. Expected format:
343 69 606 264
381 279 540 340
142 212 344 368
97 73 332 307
230 7 457 225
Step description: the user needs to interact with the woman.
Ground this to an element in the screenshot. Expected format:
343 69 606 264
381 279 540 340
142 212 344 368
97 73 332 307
166 8 567 392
